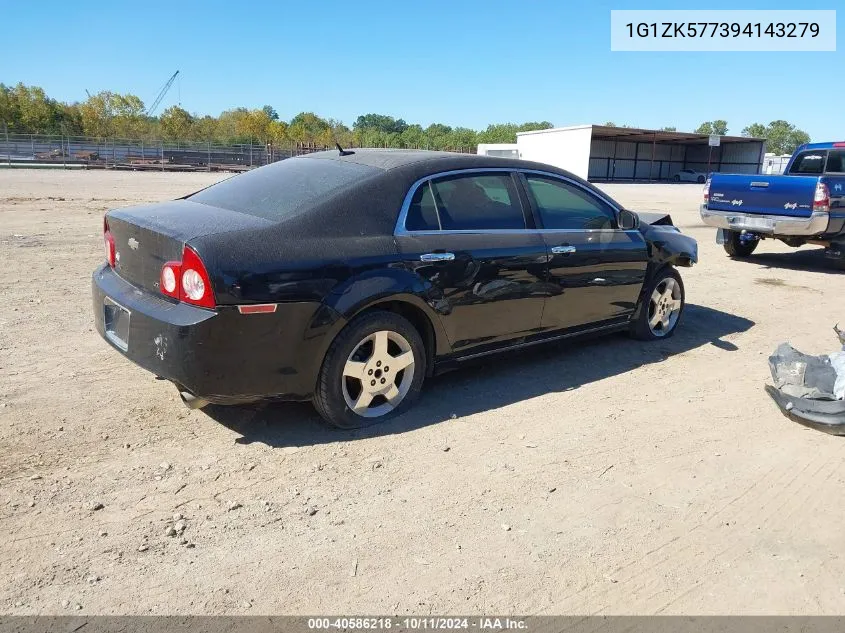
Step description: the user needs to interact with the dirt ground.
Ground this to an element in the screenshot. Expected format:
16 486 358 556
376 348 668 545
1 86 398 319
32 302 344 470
1 169 844 615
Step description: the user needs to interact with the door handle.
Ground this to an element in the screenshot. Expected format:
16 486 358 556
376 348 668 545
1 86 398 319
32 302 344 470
420 252 455 262
551 245 577 255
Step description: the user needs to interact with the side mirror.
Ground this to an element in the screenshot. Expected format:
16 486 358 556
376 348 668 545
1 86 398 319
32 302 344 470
618 209 640 230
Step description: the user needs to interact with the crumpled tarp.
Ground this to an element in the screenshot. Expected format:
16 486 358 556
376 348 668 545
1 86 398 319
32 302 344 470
766 326 845 435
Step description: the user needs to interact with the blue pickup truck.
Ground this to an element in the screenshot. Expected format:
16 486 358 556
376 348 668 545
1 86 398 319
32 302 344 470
700 142 845 263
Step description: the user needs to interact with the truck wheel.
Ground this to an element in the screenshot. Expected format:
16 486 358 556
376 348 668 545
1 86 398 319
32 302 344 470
629 267 685 341
723 230 758 257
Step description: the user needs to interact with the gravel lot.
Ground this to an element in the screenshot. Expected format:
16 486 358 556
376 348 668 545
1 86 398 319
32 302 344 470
1 169 844 615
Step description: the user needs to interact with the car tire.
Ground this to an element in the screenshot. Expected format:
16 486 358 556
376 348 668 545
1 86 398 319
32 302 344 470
672 175 680 182
723 230 758 257
697 175 706 184
313 310 426 429
629 266 685 341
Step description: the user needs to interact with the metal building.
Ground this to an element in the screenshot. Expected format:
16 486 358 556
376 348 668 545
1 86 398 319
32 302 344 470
516 124 766 182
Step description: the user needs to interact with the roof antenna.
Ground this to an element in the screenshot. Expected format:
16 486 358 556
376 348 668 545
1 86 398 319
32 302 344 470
336 142 354 156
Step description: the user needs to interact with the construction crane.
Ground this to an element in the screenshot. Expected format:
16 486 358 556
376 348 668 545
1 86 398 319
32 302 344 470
145 70 180 117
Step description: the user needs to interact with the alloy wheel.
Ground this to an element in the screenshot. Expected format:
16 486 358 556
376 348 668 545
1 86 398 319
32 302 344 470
648 277 682 337
341 330 416 418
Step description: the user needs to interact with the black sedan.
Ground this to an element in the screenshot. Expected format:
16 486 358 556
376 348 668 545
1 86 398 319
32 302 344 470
93 149 698 428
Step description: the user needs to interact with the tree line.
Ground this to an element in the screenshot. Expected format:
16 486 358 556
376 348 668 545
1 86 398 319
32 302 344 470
0 83 552 150
693 120 810 155
1 83 812 155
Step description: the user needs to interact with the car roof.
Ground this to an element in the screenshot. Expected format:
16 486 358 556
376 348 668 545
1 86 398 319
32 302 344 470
300 148 534 172
191 148 614 244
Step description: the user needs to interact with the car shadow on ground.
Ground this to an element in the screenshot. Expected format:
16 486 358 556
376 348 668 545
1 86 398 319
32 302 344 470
747 248 844 275
204 304 754 448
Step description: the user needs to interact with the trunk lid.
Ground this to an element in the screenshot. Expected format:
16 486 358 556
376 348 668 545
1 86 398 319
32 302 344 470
106 199 272 295
707 173 820 217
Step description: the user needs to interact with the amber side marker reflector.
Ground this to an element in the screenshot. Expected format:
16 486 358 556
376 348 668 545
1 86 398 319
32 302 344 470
238 304 278 315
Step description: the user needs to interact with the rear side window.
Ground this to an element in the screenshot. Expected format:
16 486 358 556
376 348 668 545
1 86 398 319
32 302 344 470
825 150 845 173
188 157 379 221
789 151 826 175
524 175 616 230
406 183 440 231
429 173 525 230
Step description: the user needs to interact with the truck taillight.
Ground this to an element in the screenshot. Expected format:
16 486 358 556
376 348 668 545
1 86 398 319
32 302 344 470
103 217 116 267
703 177 711 202
159 245 216 308
813 182 830 213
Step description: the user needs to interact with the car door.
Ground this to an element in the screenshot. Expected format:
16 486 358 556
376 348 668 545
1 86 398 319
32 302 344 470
520 172 648 332
394 170 547 353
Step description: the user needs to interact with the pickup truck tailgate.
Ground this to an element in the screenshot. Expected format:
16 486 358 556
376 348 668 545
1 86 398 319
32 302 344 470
708 174 819 217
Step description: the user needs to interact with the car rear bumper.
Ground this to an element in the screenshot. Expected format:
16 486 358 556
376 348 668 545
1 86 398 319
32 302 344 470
700 205 829 236
92 264 337 404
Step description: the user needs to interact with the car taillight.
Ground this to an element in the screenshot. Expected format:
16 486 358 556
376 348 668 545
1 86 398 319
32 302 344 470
158 245 216 308
103 217 116 267
160 262 181 299
813 182 830 213
180 245 215 307
703 177 711 202
833 142 845 148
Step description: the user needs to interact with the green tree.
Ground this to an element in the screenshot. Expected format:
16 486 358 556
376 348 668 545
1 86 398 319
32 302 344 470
216 108 251 143
262 105 279 121
289 112 330 145
160 105 194 140
191 115 219 141
328 119 355 147
353 113 408 135
517 121 553 133
741 120 810 155
741 123 767 139
237 109 273 143
0 83 65 133
449 126 478 150
477 121 552 144
660 126 677 132
400 124 426 148
268 120 289 145
695 120 728 135
80 91 149 138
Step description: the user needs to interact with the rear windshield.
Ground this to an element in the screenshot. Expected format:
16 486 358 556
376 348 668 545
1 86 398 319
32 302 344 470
789 150 826 175
188 157 380 221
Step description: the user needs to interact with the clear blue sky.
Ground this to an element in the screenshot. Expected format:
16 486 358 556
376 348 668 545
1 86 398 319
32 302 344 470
2 0 841 139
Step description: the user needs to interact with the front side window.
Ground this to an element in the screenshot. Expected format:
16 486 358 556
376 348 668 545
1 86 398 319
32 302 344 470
789 151 826 175
524 175 616 230
427 173 525 231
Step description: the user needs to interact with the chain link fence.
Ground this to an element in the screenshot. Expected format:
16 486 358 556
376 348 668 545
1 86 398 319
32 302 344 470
0 133 477 171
